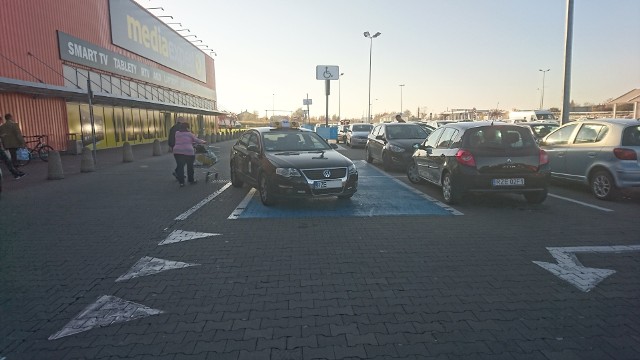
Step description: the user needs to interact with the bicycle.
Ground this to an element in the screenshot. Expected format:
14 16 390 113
16 135 55 166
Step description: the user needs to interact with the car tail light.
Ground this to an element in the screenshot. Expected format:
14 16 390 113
614 148 637 160
539 149 549 165
455 149 476 167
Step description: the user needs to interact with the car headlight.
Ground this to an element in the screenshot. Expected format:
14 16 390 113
276 168 301 177
388 144 405 153
348 163 357 175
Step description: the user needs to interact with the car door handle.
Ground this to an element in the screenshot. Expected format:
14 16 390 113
587 152 596 157
557 151 565 157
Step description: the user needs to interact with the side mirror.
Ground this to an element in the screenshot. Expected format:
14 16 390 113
376 134 384 140
247 145 259 153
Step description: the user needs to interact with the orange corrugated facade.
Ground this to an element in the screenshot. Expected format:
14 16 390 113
0 0 217 151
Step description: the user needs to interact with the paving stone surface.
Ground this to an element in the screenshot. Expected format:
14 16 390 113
0 141 639 359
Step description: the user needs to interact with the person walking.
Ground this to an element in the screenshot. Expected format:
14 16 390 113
172 122 206 187
0 113 26 167
168 117 187 180
0 137 26 180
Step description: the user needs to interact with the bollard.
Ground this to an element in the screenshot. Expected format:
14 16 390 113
47 150 64 180
123 142 134 162
152 139 162 156
80 147 95 172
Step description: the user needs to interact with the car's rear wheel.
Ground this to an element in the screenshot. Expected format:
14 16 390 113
407 162 422 184
366 148 373 163
259 174 276 206
524 190 547 204
590 170 618 200
230 163 243 188
442 172 461 204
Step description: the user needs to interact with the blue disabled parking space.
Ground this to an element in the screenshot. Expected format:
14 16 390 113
229 161 462 219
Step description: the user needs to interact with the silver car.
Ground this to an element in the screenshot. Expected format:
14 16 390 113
539 118 640 200
346 123 373 147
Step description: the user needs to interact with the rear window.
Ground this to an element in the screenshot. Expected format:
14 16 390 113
465 126 537 149
622 125 640 146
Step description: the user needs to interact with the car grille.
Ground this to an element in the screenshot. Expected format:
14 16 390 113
302 167 347 180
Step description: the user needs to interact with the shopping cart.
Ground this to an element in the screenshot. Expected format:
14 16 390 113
193 144 219 183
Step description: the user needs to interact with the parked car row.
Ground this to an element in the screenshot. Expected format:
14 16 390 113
230 118 639 206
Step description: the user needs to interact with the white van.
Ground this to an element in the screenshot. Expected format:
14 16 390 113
508 110 557 123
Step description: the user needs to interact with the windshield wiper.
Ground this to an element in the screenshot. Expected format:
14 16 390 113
274 151 300 155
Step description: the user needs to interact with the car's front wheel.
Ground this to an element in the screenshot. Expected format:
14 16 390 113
366 148 374 163
259 174 276 206
442 172 461 204
524 190 547 204
382 152 393 171
590 170 618 200
230 163 244 188
407 161 422 184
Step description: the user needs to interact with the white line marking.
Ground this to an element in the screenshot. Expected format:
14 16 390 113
175 182 232 220
548 193 614 212
533 245 640 292
159 230 220 246
48 295 163 340
228 188 257 219
116 256 200 282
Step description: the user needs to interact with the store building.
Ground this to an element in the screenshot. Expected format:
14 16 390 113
0 0 224 152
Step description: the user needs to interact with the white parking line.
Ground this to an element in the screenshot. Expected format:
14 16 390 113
228 188 256 219
548 193 614 212
175 182 232 221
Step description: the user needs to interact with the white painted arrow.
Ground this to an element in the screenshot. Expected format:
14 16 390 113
48 295 163 340
158 230 220 246
533 245 640 292
116 256 200 282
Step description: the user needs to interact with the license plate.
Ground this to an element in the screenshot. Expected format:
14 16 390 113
492 178 525 186
314 179 342 189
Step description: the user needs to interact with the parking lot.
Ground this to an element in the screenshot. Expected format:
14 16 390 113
1 140 638 359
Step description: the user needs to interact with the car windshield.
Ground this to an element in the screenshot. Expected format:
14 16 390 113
386 124 429 139
352 125 373 132
262 131 332 152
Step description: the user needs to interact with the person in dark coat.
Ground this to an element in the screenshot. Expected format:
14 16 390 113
0 113 26 167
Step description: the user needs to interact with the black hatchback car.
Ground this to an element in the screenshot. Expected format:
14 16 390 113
230 123 358 206
366 123 430 170
407 122 550 204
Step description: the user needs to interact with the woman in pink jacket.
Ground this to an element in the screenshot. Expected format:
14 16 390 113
173 122 206 187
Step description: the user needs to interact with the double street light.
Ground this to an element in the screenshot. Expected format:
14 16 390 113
539 68 550 109
364 31 381 123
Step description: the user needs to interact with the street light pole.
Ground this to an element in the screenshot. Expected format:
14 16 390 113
399 84 405 115
364 31 381 123
539 68 550 109
339 72 344 121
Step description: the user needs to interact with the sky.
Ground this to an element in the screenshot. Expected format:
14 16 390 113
137 0 640 119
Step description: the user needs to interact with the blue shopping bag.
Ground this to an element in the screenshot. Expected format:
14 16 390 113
16 147 29 161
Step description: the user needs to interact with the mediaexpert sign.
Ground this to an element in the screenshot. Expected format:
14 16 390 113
57 32 214 100
108 0 206 83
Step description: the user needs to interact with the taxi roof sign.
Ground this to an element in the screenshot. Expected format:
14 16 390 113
271 119 300 129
